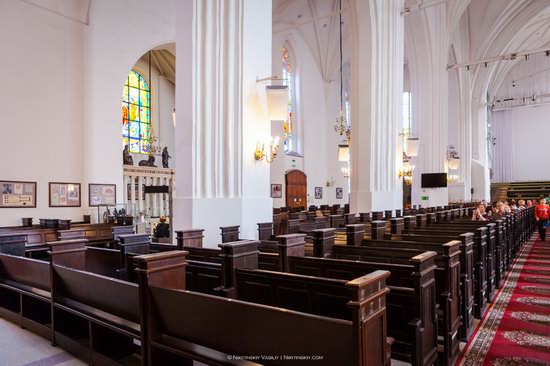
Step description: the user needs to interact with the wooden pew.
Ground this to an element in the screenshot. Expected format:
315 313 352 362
220 226 240 243
404 225 496 305
0 233 27 256
0 254 52 340
118 234 151 281
429 218 505 289
50 251 187 365
143 270 391 366
396 230 487 320
285 254 438 366
330 241 461 365
177 237 436 366
0 223 120 258
112 225 135 247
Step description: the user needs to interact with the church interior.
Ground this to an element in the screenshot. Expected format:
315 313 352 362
2 0 550 365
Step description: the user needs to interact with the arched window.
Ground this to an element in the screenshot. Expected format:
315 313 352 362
282 46 297 153
122 70 151 154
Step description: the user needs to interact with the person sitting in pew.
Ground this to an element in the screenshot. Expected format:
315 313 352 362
472 203 488 221
491 202 507 221
154 216 170 240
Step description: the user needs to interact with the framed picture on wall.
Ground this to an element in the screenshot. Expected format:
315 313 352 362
89 184 117 207
315 186 323 199
49 182 81 207
271 184 282 198
0 180 37 208
336 187 343 199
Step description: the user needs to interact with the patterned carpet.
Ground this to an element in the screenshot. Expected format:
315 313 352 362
458 234 550 365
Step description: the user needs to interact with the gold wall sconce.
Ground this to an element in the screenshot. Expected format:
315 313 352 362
254 136 280 163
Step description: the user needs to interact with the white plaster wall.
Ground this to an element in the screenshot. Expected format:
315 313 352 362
492 105 550 182
271 31 350 209
83 0 176 219
0 0 85 225
0 0 176 226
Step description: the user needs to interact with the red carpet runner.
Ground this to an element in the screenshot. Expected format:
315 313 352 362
458 235 550 365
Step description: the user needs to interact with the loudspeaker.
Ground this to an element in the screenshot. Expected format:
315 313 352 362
471 188 474 194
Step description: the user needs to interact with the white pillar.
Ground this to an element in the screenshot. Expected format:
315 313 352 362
349 0 404 212
151 176 158 217
130 175 136 215
174 0 272 246
157 177 164 217
137 176 144 215
408 5 450 207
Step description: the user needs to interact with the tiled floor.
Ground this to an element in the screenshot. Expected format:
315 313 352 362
0 318 85 366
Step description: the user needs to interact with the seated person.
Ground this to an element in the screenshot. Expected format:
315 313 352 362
154 216 170 239
472 204 487 221
492 201 506 221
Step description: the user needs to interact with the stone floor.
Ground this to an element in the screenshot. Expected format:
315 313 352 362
0 318 85 366
0 316 479 366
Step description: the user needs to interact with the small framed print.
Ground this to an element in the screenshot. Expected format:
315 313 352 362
336 187 344 199
49 182 81 207
89 184 117 207
271 184 283 198
315 186 323 200
0 180 37 208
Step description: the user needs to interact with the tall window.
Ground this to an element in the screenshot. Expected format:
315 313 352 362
122 70 151 154
282 46 295 153
402 92 412 132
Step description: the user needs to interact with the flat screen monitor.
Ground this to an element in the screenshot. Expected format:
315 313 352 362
421 173 447 188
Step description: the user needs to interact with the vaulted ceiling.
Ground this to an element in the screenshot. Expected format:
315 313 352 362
274 0 550 103
273 0 351 82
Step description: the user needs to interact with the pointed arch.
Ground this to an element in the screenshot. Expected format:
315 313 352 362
281 38 302 154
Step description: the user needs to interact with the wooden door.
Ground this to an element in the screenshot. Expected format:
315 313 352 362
285 170 307 208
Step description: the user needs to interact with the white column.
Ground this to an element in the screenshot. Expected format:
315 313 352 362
152 176 159 217
123 175 129 206
130 175 136 215
157 177 164 217
174 0 272 245
408 5 450 207
349 0 404 212
137 176 144 216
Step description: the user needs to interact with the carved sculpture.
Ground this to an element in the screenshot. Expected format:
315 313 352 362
139 154 157 167
162 147 172 168
123 144 134 165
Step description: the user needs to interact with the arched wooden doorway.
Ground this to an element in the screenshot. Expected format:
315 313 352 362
285 170 307 208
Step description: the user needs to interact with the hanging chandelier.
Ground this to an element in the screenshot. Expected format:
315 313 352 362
333 0 351 143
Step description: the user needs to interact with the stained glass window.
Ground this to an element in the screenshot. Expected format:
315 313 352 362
122 70 151 154
282 47 294 152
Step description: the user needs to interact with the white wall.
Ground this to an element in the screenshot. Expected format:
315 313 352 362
0 0 85 225
83 0 176 220
492 105 550 182
270 31 350 209
0 0 176 226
